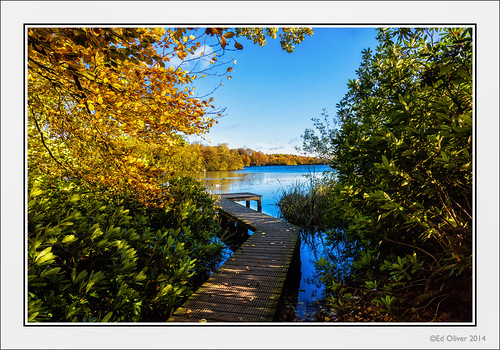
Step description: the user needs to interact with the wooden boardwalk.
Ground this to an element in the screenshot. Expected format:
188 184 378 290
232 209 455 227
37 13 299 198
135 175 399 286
167 193 300 322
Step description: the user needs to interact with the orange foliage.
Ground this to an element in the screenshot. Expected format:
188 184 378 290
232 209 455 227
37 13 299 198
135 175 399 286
28 27 313 205
28 28 218 205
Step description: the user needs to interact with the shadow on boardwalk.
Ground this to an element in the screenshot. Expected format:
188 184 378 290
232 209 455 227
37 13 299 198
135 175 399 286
167 193 300 323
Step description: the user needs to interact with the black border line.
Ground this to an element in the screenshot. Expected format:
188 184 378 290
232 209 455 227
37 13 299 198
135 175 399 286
23 22 478 328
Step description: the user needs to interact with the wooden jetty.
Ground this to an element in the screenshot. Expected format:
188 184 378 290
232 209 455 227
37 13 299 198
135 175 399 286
167 192 300 322
219 192 263 212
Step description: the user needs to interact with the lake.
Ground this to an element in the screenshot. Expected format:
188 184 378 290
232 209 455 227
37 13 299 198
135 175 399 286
203 164 336 321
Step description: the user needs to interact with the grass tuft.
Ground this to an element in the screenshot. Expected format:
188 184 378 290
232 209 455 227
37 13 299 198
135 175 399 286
275 175 333 230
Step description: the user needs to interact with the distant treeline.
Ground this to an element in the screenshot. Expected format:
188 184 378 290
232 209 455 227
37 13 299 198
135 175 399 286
165 142 324 172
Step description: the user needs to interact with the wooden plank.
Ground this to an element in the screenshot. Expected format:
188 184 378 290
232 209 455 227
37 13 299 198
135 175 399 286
220 192 262 202
167 193 299 323
220 193 262 212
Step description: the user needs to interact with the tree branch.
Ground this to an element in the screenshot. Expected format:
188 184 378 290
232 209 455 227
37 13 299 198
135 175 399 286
29 105 70 173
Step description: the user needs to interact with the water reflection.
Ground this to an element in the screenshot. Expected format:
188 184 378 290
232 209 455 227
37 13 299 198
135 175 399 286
201 165 337 321
294 230 331 321
204 165 330 215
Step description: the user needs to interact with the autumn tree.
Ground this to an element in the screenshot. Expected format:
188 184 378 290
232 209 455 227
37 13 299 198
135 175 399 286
250 151 269 166
28 27 313 205
29 28 215 205
27 26 314 322
237 148 252 166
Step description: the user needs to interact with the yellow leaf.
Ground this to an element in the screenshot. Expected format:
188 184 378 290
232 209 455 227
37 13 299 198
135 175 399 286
97 97 103 104
88 103 95 111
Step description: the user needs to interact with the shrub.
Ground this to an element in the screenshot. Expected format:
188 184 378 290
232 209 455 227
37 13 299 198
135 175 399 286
301 28 473 321
27 175 224 322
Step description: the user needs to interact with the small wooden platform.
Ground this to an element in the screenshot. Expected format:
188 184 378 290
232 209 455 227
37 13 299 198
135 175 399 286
167 193 300 323
220 192 262 212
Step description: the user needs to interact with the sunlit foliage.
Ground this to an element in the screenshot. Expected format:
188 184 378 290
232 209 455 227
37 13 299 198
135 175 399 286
27 26 313 322
166 142 324 172
301 28 473 321
235 27 314 53
28 27 313 206
28 176 225 322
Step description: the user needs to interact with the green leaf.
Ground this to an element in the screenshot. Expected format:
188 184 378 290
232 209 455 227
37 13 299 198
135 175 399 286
62 235 77 243
30 188 44 197
440 151 449 162
74 270 88 284
28 312 39 322
41 267 61 278
382 155 390 168
101 311 113 322
34 247 55 265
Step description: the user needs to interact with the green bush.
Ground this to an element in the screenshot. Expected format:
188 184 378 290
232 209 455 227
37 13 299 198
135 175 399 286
28 176 224 322
302 28 473 321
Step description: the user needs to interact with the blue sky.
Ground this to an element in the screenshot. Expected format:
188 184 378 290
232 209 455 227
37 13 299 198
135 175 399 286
185 27 381 155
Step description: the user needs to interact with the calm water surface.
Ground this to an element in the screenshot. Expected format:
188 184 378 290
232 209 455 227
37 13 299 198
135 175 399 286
203 165 335 321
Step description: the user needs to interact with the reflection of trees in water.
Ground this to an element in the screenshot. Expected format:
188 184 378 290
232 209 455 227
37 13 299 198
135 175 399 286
203 170 245 193
292 229 356 321
300 229 354 284
300 229 327 261
203 171 265 192
299 230 329 293
204 168 323 194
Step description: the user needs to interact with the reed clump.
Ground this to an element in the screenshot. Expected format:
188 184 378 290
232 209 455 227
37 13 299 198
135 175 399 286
276 177 332 230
